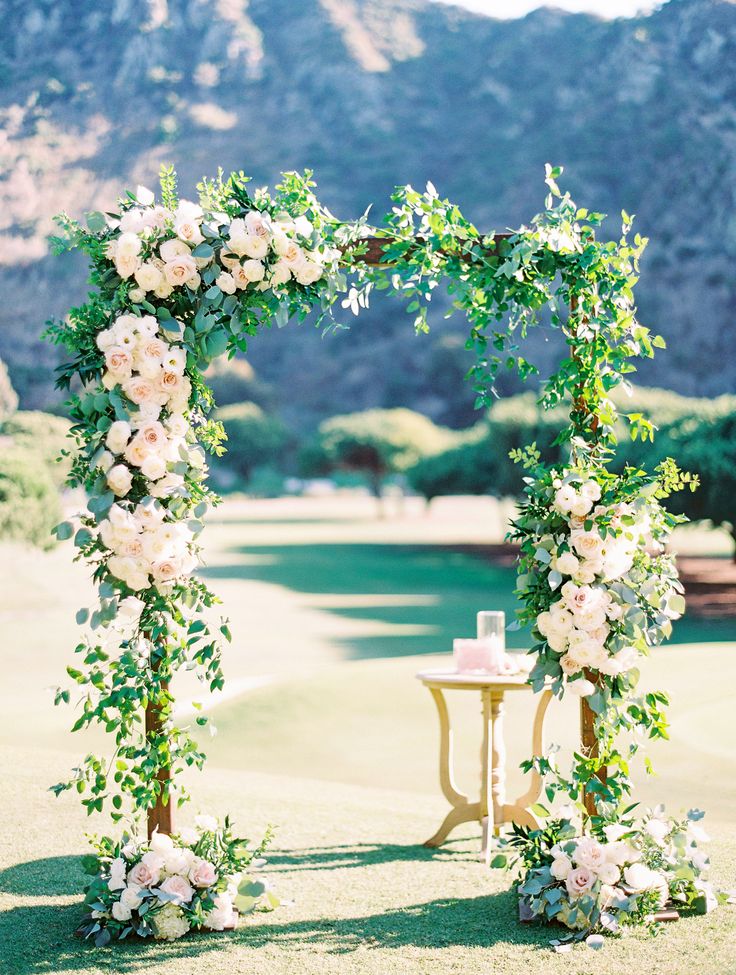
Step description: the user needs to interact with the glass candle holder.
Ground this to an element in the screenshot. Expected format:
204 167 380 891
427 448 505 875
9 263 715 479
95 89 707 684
477 611 506 650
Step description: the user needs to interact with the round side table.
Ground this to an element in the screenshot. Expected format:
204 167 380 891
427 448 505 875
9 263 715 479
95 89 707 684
416 669 553 865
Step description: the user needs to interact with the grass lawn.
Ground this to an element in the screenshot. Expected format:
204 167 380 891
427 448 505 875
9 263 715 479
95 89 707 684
1 495 734 975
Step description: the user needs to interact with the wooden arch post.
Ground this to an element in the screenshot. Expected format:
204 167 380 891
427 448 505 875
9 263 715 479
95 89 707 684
144 230 601 837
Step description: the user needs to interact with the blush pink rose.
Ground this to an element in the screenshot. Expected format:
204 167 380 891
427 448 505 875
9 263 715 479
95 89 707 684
189 858 217 888
160 874 194 904
128 858 161 888
565 866 595 898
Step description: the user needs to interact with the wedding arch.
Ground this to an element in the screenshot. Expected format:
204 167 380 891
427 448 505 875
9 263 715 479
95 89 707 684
46 165 717 944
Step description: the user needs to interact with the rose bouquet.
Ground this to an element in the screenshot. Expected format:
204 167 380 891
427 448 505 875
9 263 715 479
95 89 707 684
511 460 691 701
77 817 279 946
508 808 717 941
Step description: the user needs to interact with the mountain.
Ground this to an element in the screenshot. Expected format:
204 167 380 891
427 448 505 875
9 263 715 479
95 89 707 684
1 0 735 428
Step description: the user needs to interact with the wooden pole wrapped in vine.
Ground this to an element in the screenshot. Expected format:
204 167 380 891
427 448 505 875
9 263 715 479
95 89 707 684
46 166 712 946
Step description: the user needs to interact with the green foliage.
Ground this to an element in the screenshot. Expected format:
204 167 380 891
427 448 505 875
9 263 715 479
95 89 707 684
0 446 62 550
306 408 452 496
216 402 289 483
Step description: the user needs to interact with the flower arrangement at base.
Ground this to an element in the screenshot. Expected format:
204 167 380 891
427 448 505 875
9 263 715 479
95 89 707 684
506 807 719 943
77 817 279 947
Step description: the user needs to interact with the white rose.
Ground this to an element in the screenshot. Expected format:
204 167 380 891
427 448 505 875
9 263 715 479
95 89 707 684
107 464 133 497
106 420 132 455
567 677 595 697
111 900 133 922
108 555 149 591
154 280 174 299
546 631 569 654
550 854 572 880
141 454 168 481
124 435 151 468
176 826 199 846
571 530 605 562
573 836 606 872
134 262 164 292
116 232 142 259
245 210 271 238
241 258 265 282
119 883 144 913
149 472 185 498
581 480 602 502
294 260 323 286
269 260 292 287
174 200 203 225
216 271 237 294
128 287 146 304
241 234 269 259
115 252 141 279
159 238 191 263
570 494 594 517
603 824 629 844
195 814 218 832
134 500 165 529
560 653 582 676
597 861 621 885
136 315 159 338
96 327 117 351
554 484 577 514
272 232 301 263
119 210 147 234
176 220 204 245
149 830 175 855
554 551 580 576
118 595 145 622
151 558 182 584
96 450 115 473
108 857 127 891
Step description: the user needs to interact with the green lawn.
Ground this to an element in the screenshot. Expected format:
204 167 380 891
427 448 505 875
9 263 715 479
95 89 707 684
1 494 734 975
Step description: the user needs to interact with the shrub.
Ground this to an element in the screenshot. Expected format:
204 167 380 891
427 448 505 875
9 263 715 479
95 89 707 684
305 408 453 497
0 446 62 549
216 402 289 483
1 410 72 487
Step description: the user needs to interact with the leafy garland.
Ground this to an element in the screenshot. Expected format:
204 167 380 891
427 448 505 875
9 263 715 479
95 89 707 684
47 165 714 941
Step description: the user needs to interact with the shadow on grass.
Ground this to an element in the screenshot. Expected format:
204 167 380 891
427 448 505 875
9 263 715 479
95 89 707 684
0 855 83 897
0 892 549 974
200 542 529 659
265 840 480 872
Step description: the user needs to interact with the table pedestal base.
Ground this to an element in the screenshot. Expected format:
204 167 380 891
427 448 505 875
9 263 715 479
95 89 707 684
421 679 552 864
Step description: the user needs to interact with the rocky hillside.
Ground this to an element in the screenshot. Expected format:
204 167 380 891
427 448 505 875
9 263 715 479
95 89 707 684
1 0 735 427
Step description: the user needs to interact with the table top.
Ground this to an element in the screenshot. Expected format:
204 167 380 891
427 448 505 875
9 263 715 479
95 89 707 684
415 668 534 691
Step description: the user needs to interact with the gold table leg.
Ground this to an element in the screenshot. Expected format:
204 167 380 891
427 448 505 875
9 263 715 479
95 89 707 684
424 686 480 847
424 684 554 850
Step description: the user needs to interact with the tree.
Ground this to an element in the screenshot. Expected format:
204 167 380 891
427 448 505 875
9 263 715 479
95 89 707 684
655 411 736 560
305 408 452 503
0 446 62 549
216 402 289 486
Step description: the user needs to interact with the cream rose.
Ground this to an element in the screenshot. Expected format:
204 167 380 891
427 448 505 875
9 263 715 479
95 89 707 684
141 454 168 481
124 435 151 468
597 861 621 885
164 253 198 287
107 464 133 497
294 260 323 286
554 551 579 576
122 376 157 406
573 837 606 872
159 238 190 262
245 210 271 238
151 559 181 583
134 263 164 292
242 234 269 259
216 271 237 294
105 346 133 377
560 653 582 676
115 253 141 279
175 219 204 245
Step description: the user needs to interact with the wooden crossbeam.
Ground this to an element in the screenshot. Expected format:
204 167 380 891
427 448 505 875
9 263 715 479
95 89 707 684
344 233 515 266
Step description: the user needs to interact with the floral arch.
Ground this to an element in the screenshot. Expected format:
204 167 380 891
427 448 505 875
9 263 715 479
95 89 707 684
46 165 716 944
